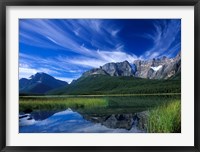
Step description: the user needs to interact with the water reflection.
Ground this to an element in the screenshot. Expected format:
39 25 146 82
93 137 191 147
19 109 146 133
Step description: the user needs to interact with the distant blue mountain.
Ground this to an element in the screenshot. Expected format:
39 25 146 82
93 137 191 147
19 72 68 94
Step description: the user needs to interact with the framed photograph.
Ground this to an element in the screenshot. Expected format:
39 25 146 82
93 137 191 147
0 0 200 151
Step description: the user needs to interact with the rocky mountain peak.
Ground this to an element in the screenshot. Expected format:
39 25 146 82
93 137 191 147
30 72 51 79
81 51 181 80
133 51 181 79
82 60 135 77
102 60 134 76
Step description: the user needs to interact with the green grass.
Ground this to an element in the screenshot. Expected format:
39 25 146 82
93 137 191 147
19 95 180 115
148 100 181 133
19 97 108 112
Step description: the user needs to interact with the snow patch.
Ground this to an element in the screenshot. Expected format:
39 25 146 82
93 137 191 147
151 65 162 71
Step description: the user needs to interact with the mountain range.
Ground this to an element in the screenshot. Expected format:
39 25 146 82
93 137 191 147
82 51 181 79
19 51 181 95
19 72 68 94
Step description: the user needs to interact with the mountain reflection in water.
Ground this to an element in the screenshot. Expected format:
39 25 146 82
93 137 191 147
19 109 146 133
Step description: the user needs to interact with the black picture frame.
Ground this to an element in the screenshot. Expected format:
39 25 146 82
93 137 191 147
0 0 199 151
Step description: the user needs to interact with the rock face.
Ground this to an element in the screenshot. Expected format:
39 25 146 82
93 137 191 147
81 51 181 80
102 114 135 130
19 72 68 94
82 60 135 77
82 68 109 77
102 60 135 76
134 51 181 79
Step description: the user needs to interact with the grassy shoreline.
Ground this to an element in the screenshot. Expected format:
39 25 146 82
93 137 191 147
19 97 108 112
19 93 181 98
19 95 181 114
148 100 181 133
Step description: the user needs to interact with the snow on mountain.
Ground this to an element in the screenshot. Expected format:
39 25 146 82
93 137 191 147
150 65 162 72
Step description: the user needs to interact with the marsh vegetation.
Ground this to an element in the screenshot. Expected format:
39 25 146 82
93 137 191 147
19 94 181 133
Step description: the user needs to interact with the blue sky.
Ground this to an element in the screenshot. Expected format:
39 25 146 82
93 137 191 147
19 19 181 83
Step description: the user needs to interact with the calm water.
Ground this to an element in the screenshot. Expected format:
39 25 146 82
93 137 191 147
19 108 145 133
19 95 180 133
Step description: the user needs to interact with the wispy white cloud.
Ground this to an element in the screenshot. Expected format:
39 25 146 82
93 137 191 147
56 49 137 70
115 44 124 51
97 50 137 63
19 45 137 82
19 65 80 83
167 42 181 56
19 19 181 82
141 20 181 59
19 67 38 79
20 20 90 56
111 29 120 37
19 64 60 79
19 53 85 81
20 19 123 58
65 57 106 68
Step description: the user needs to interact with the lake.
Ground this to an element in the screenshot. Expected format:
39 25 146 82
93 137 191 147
19 95 181 133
